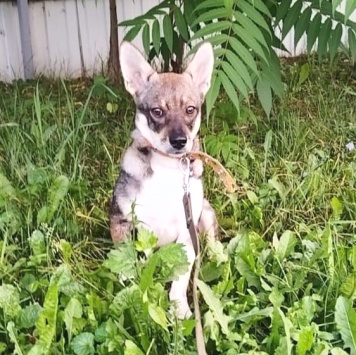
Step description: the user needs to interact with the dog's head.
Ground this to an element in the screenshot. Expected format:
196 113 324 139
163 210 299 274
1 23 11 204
119 41 214 154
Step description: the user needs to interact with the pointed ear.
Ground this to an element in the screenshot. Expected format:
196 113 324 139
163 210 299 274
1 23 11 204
119 41 156 97
184 42 215 98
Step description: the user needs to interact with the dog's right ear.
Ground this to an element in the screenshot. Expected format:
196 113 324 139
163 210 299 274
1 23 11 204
120 41 156 98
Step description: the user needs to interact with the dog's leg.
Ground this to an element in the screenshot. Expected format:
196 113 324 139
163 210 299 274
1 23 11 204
169 231 195 319
198 198 218 241
110 215 131 243
109 196 132 243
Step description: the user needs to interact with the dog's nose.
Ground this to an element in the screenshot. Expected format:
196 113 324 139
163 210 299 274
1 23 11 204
169 135 187 150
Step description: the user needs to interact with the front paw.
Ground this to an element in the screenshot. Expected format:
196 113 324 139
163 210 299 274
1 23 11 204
191 159 203 179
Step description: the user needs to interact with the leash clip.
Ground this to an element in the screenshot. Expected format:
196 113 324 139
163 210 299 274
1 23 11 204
179 156 190 192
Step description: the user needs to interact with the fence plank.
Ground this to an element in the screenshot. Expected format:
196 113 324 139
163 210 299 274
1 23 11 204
0 0 354 82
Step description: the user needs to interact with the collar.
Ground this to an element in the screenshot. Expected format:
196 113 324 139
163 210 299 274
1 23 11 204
141 139 238 194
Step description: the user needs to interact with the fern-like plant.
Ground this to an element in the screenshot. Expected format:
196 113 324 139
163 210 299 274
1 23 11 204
120 0 356 116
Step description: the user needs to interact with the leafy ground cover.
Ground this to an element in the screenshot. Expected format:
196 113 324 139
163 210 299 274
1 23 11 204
0 56 356 354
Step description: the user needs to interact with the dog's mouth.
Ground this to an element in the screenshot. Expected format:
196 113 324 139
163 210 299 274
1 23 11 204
166 147 188 155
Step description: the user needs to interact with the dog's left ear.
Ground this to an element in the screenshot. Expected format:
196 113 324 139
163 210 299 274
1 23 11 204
120 41 157 98
184 42 214 98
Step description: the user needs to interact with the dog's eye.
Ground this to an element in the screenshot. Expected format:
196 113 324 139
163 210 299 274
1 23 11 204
186 106 196 115
150 108 163 118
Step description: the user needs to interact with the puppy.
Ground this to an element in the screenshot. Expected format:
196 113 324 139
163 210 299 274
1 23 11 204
109 41 218 318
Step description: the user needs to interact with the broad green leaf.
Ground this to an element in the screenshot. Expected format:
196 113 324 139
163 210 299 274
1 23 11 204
110 284 141 316
321 225 335 280
190 21 232 41
298 296 317 326
235 258 261 287
120 17 150 27
64 298 83 343
298 63 311 86
294 7 312 47
124 25 142 42
0 173 16 200
103 243 137 278
274 230 297 261
225 49 254 89
71 332 95 355
238 0 271 33
218 69 240 115
340 273 356 299
235 11 270 48
29 230 46 256
206 74 221 117
221 61 249 99
249 0 271 17
235 306 273 323
124 340 144 355
206 238 228 265
142 23 150 56
335 296 356 354
275 0 293 24
36 284 58 351
18 303 43 329
174 6 189 41
155 243 189 282
196 279 232 335
269 288 284 307
148 304 168 331
345 0 356 23
232 23 269 64
184 0 196 27
259 51 284 98
0 284 21 318
332 0 343 15
297 326 314 355
152 19 161 55
229 36 259 75
139 253 158 292
307 13 322 53
282 1 303 39
318 18 333 60
163 15 173 53
348 29 356 60
268 176 287 200
134 228 158 256
278 308 293 355
269 308 283 354
331 196 343 220
264 130 273 156
256 75 272 116
247 190 259 204
329 23 343 62
207 33 230 46
46 174 69 221
6 322 23 355
194 0 224 12
192 7 229 26
37 206 49 224
224 0 234 12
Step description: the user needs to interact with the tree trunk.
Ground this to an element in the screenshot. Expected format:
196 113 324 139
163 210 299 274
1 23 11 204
108 0 121 85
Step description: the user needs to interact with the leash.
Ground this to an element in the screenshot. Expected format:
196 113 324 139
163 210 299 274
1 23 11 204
150 147 238 194
142 138 237 354
180 157 207 355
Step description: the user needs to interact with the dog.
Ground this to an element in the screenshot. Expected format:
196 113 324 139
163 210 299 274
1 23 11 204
109 41 218 318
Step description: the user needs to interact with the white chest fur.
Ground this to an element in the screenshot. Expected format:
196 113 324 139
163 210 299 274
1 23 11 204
133 155 204 246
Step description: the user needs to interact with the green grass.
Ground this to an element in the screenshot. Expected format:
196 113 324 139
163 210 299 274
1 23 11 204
0 57 356 354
